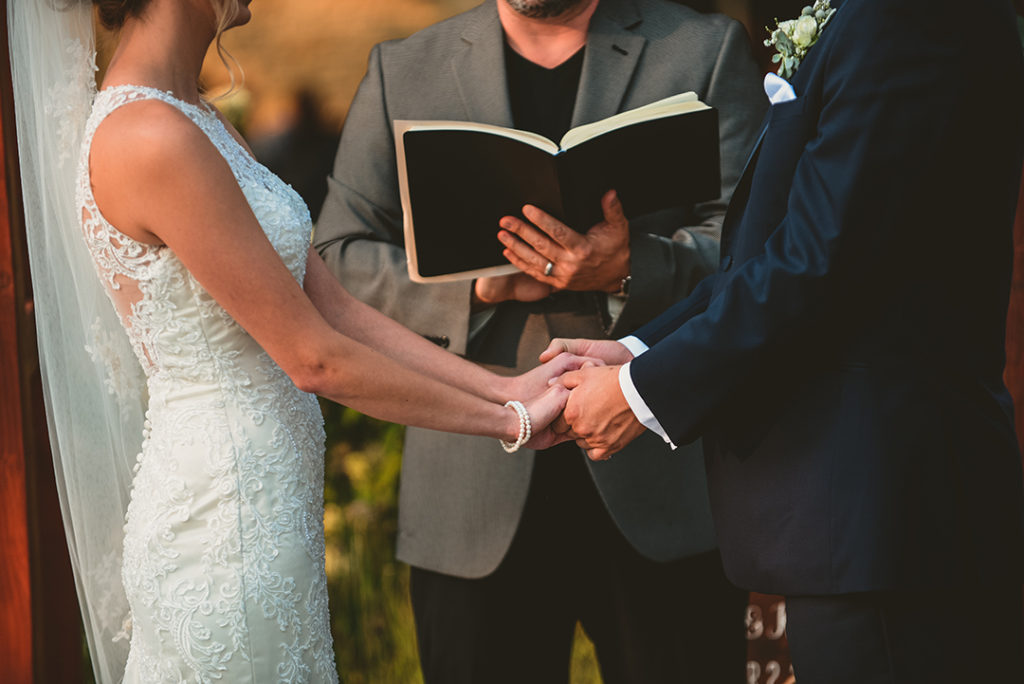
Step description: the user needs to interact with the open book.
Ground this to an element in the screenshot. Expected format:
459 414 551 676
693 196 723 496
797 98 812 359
396 91 720 283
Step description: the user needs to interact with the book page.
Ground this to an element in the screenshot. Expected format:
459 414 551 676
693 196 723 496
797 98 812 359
406 262 521 284
393 120 560 154
558 91 708 150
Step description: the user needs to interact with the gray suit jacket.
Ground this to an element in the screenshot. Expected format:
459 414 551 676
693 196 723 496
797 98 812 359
315 0 765 578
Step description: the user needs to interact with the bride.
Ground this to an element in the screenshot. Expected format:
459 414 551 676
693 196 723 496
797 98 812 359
9 0 582 681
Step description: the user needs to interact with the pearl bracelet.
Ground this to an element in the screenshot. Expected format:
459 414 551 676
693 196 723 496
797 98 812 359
499 400 532 453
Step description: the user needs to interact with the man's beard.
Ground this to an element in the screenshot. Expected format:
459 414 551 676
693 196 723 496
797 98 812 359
504 0 590 20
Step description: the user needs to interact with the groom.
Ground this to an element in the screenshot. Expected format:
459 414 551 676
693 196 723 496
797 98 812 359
541 0 1024 680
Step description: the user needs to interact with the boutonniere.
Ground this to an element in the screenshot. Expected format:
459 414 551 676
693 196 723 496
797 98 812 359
765 1 837 80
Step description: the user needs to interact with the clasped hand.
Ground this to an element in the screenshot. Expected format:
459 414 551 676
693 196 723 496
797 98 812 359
509 338 646 460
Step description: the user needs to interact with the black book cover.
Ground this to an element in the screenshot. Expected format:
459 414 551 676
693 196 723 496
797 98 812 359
398 102 720 282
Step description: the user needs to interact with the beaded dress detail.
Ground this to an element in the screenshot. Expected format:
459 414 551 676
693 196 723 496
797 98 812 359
76 85 337 683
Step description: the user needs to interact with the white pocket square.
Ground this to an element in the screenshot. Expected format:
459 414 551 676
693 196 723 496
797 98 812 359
764 72 797 105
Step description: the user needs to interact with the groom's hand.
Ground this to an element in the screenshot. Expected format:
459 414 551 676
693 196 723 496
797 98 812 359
556 365 645 460
539 338 633 366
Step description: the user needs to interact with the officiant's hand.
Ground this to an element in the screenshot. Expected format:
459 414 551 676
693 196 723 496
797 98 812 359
497 190 630 293
554 364 645 460
472 272 553 308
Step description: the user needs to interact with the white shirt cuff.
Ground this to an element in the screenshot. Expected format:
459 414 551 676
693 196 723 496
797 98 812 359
618 361 676 450
618 335 649 358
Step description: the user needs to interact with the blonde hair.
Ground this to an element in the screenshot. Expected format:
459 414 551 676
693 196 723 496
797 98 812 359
208 0 244 100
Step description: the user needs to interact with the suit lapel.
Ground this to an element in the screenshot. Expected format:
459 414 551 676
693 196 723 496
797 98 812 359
451 2 514 127
571 0 645 127
720 110 770 242
721 0 846 244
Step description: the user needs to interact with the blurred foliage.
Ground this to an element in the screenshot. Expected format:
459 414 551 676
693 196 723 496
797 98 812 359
319 400 603 683
571 624 604 683
319 399 421 683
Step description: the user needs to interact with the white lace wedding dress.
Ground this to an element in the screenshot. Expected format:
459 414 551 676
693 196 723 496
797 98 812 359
77 85 339 683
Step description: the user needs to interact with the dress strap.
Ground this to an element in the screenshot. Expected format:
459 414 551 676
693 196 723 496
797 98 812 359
76 86 211 291
83 85 218 151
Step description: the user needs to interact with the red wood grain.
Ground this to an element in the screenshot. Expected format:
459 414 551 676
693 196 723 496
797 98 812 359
1007 173 1024 459
1 1 82 679
0 27 35 678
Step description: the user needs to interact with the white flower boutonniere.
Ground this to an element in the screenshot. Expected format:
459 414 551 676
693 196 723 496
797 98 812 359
765 1 837 80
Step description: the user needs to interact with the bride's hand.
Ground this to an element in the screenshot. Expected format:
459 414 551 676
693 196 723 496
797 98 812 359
504 351 604 400
522 384 572 451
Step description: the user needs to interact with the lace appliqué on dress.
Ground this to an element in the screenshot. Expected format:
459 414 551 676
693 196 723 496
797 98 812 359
77 85 335 683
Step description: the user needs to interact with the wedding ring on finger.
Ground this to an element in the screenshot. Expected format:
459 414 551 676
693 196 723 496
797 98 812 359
544 261 554 276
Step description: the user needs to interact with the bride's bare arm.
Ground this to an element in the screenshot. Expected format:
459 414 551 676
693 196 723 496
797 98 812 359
88 100 567 442
301 249 584 402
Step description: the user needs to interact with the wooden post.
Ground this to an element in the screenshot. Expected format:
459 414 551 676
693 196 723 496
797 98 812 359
746 593 793 684
0 125 34 684
1009 172 1024 473
1007 171 1024 458
0 1 84 681
1011 1 1024 471
1009 156 1024 671
1008 1 1024 662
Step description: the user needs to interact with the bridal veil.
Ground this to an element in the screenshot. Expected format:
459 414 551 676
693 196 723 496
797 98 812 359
8 2 144 680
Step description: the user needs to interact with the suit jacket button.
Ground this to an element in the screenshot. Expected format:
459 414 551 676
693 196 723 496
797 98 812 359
721 255 733 271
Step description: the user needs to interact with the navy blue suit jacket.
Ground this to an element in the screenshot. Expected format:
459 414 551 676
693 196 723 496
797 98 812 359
630 0 1024 594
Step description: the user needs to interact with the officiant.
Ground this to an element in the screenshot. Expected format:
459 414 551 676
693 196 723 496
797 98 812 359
314 1 765 681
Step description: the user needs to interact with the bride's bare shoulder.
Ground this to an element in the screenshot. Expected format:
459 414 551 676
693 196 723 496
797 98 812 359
90 98 210 175
88 98 227 243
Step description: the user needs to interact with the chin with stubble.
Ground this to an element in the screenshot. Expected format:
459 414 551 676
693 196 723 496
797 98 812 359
503 0 592 19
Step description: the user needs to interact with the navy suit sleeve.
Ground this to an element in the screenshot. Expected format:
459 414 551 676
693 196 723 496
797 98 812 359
629 0 1024 446
631 272 717 346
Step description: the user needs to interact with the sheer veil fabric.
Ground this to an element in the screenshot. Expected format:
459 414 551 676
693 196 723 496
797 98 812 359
8 2 143 680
